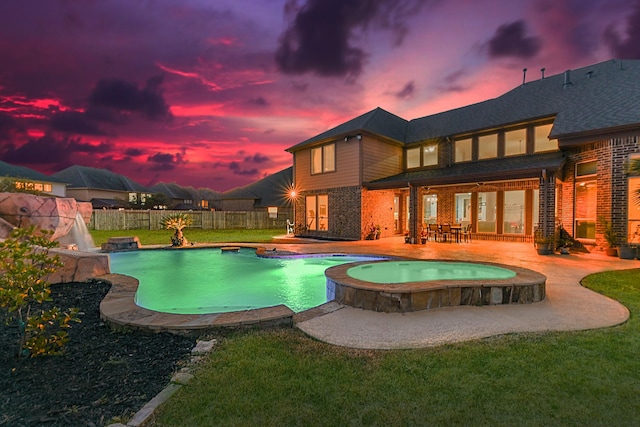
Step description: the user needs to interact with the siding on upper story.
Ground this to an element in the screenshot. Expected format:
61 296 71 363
361 136 403 182
294 138 360 191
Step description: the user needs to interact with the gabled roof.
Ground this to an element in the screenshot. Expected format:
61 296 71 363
407 59 640 142
51 165 150 192
287 59 640 151
222 167 292 207
0 161 64 183
150 182 198 200
286 107 408 151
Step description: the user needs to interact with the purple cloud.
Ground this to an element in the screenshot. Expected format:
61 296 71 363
88 76 172 122
604 0 640 59
487 20 541 59
275 0 427 79
50 111 108 136
395 81 415 99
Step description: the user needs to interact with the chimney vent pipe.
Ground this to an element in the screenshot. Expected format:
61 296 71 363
563 69 572 88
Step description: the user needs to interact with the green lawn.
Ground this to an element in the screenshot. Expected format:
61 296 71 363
90 228 280 246
151 269 640 426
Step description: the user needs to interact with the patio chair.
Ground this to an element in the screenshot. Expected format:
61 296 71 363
461 224 472 243
452 223 462 243
427 223 440 241
440 223 452 242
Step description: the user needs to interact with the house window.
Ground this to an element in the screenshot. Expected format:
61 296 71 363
305 194 328 231
422 194 437 224
455 138 472 162
423 144 438 166
311 143 335 174
533 189 540 230
407 144 438 168
455 193 472 227
268 206 278 219
628 154 640 245
504 190 525 234
478 134 498 160
629 177 640 245
477 191 497 233
406 147 421 168
575 180 596 239
534 123 557 152
318 194 328 230
14 181 51 193
575 160 597 239
505 129 526 156
576 160 597 176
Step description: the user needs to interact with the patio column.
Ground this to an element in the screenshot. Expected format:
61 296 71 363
539 170 556 238
408 183 420 244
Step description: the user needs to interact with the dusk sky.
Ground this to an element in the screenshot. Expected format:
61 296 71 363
1 0 639 191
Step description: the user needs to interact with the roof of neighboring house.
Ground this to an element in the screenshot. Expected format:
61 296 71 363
286 107 408 151
51 165 150 192
197 187 222 201
367 151 566 189
150 182 198 200
222 167 293 207
287 59 640 151
0 161 65 183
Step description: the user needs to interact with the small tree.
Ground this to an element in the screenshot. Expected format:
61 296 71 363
0 227 80 357
160 213 193 246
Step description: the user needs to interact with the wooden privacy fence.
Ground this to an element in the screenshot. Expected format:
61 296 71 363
90 209 292 231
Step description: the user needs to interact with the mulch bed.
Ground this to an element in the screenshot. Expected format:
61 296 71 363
0 280 197 427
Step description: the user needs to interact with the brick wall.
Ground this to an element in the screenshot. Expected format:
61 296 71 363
362 188 397 239
296 186 362 240
563 135 639 247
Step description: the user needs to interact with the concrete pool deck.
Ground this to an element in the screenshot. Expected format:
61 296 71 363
100 237 635 349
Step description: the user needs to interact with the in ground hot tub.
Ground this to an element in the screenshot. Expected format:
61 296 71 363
325 260 546 313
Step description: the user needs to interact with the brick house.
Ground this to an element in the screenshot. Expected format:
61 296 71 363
286 59 640 250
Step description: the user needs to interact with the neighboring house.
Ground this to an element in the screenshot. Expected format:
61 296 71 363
197 187 223 211
0 161 67 196
51 165 152 209
221 167 293 217
151 182 202 210
286 59 640 248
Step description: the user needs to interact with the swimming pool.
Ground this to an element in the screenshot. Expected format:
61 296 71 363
108 248 384 314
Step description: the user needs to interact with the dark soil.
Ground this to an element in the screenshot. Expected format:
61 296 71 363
1 280 197 427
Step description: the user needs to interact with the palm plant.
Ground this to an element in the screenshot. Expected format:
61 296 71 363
160 213 193 246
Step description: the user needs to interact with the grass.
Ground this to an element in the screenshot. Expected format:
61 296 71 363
151 268 640 426
89 228 280 246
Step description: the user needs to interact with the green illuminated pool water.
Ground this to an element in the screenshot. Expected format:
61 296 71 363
108 248 382 314
347 261 516 283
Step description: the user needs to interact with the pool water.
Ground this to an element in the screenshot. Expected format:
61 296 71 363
109 248 383 314
347 261 516 283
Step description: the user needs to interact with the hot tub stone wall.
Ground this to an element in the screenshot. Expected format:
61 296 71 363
326 261 546 313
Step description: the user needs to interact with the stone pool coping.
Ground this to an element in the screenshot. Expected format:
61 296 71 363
326 259 547 312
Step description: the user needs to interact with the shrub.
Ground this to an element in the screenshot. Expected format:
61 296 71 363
160 213 193 246
0 227 80 357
